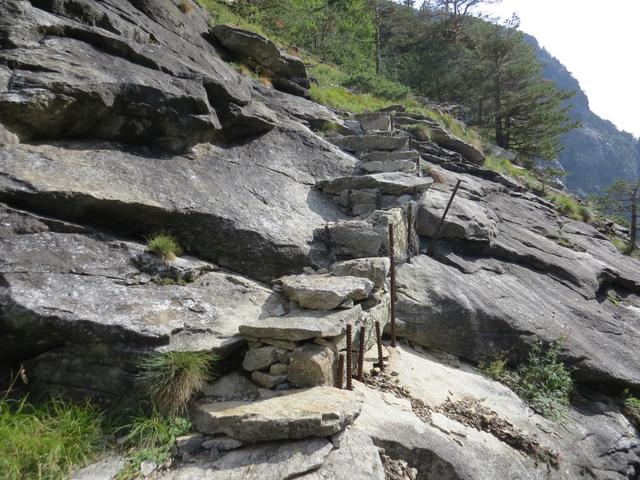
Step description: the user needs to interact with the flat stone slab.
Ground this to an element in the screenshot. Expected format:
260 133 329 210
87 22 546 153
282 274 374 310
239 306 362 341
329 135 408 153
318 172 433 196
332 257 390 287
354 113 392 133
158 438 333 480
361 150 420 163
193 386 363 441
361 159 415 173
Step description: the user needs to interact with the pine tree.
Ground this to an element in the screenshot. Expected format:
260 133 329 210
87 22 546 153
594 180 640 251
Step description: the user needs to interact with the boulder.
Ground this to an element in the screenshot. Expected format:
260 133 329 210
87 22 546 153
288 344 337 387
159 438 333 480
193 386 363 441
251 371 287 389
332 257 390 287
329 135 409 153
282 274 374 310
211 24 309 94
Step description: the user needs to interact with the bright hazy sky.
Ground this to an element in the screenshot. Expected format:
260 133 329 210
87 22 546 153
479 0 640 138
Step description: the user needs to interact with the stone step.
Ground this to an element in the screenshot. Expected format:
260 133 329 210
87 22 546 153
361 149 420 163
360 159 415 174
281 273 374 310
193 386 363 442
354 112 392 133
329 135 408 153
318 172 433 196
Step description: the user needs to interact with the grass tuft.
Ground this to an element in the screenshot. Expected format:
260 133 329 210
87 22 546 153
146 233 182 261
623 391 640 429
481 340 573 421
403 123 431 142
137 351 214 416
178 0 193 14
0 396 105 480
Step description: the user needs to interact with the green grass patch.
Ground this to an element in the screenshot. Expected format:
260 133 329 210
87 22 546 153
138 351 215 416
0 397 105 480
623 391 640 429
342 72 411 100
545 193 592 223
115 411 191 480
146 233 182 262
481 340 573 421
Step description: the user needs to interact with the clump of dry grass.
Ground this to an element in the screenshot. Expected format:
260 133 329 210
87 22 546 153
178 0 193 14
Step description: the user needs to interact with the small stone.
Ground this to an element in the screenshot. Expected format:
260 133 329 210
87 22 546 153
140 460 157 477
181 451 192 462
272 284 283 292
317 268 329 274
275 382 292 391
339 299 355 309
408 467 418 480
288 343 337 387
243 346 277 372
202 436 244 451
275 348 292 364
270 363 289 375
390 371 399 377
274 304 286 316
303 266 316 274
251 371 287 389
371 367 381 376
208 446 221 462
175 433 205 454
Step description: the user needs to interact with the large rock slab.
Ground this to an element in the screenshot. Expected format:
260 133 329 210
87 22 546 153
329 135 409 153
159 438 333 480
361 159 416 174
239 306 363 342
332 257 390 287
354 113 392 133
0 228 282 403
193 386 363 441
395 255 640 389
318 172 433 196
282 274 374 310
416 189 497 242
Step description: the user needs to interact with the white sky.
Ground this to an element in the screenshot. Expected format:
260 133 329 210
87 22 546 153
479 0 640 138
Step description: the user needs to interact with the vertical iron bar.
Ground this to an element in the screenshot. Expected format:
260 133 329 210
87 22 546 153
429 179 462 255
375 320 385 371
407 203 413 261
337 353 345 390
357 325 366 381
388 224 397 348
346 324 353 390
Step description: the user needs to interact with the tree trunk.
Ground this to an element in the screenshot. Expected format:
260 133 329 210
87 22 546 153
374 2 381 75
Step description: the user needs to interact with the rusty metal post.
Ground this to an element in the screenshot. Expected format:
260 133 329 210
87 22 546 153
337 353 345 389
375 320 385 371
388 224 397 347
415 155 421 177
407 203 413 261
357 325 366 381
346 324 353 390
428 179 462 256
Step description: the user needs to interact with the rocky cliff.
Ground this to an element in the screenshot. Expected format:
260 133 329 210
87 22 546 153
1 1 639 479
527 34 640 195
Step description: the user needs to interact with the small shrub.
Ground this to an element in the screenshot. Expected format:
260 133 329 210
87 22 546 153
137 351 214 416
546 193 590 222
178 0 193 14
481 340 573 420
115 411 190 480
146 234 182 261
424 165 446 184
623 392 640 429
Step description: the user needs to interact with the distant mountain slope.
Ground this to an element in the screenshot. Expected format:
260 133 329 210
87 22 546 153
525 35 640 196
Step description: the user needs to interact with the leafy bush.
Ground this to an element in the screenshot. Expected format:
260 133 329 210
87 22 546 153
137 351 214 416
482 340 573 420
146 233 182 261
342 72 411 100
0 397 104 480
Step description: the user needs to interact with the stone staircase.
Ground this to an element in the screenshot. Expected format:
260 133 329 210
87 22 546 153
191 108 485 447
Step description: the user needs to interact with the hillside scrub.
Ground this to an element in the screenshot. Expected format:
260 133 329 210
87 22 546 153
481 340 573 420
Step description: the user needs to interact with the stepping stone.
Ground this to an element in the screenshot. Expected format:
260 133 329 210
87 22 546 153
318 172 433 196
193 386 363 441
329 135 408 153
239 306 363 341
354 112 392 133
361 150 420 163
332 257 390 287
361 159 415 173
281 274 374 310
